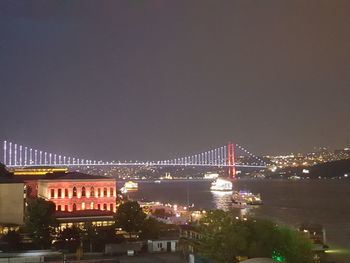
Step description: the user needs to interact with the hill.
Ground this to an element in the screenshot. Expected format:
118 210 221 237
309 159 350 178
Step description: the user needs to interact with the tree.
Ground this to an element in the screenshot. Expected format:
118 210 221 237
274 226 313 263
115 201 146 238
2 230 22 251
25 198 58 248
198 211 313 263
0 163 11 177
55 227 82 252
140 217 162 240
199 210 249 263
83 222 98 252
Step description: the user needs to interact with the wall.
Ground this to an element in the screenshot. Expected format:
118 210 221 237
148 240 178 253
0 183 24 225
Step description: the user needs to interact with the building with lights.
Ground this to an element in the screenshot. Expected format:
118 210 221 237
4 167 118 230
37 173 117 213
0 179 25 234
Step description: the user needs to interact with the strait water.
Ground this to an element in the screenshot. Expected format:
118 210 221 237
128 179 350 262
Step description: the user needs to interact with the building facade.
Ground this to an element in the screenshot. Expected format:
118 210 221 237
38 177 117 213
0 181 25 234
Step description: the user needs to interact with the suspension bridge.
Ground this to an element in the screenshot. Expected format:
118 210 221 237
2 140 268 178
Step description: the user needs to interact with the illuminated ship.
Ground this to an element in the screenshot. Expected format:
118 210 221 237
231 190 262 208
210 178 233 191
120 181 138 194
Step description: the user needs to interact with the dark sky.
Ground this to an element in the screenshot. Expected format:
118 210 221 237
0 1 349 161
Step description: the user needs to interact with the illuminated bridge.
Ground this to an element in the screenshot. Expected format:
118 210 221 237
2 140 268 178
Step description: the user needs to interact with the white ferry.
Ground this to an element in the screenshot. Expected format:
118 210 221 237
210 178 233 191
204 173 219 179
124 181 138 190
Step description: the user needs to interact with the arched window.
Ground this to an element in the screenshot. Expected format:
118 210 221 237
103 204 107 210
73 187 77 197
110 203 114 211
81 187 86 197
90 187 95 197
103 188 107 196
73 203 77 211
65 189 68 197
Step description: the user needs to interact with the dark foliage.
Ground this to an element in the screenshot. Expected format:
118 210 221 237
25 198 58 248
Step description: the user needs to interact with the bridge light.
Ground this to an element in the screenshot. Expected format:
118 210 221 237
25 147 28 165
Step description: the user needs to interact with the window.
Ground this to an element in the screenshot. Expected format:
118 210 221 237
65 189 68 197
157 243 163 248
110 204 114 211
103 188 107 197
50 189 55 198
58 189 62 198
97 204 101 210
90 187 95 197
65 205 68 211
73 187 77 197
110 188 114 196
57 205 61 211
73 203 77 211
81 187 86 197
103 204 107 210
98 188 101 197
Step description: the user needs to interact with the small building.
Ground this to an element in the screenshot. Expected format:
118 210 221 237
0 179 25 234
55 209 115 230
179 224 201 257
147 239 178 253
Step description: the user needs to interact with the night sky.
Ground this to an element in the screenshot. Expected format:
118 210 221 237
1 1 349 161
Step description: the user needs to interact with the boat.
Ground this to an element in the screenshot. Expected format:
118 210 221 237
231 190 263 207
154 180 161 184
120 187 128 194
124 181 138 191
204 172 219 179
210 178 233 191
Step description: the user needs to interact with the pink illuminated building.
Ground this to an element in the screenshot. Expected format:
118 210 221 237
37 173 117 213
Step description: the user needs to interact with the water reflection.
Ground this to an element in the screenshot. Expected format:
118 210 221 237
211 190 232 211
211 190 257 219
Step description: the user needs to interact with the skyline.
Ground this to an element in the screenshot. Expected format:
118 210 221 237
1 1 349 160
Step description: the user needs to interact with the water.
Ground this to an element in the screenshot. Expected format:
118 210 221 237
127 179 350 262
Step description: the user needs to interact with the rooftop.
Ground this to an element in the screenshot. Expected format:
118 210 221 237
0 176 23 184
11 171 113 182
55 209 115 219
41 172 112 180
179 224 200 232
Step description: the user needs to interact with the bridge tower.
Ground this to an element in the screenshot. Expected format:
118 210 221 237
228 142 236 179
